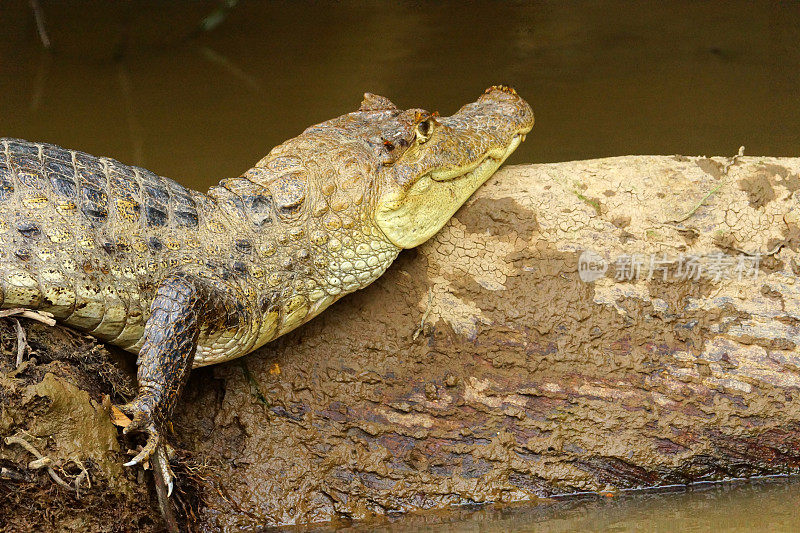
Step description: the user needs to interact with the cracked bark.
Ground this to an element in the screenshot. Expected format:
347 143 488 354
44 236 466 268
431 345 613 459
3 156 799 531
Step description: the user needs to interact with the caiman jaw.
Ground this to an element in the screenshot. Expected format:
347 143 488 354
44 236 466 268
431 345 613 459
428 133 525 183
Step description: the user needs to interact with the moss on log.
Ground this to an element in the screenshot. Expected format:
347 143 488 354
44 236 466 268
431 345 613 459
2 155 799 530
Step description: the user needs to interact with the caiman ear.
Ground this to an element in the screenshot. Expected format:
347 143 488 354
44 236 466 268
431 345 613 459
360 93 398 112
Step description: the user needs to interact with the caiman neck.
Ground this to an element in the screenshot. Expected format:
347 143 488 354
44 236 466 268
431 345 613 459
206 168 401 311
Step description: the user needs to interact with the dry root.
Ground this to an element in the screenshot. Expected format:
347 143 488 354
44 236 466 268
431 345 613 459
4 431 91 498
0 308 57 368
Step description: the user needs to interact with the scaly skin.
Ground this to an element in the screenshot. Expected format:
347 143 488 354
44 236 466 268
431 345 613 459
0 86 533 493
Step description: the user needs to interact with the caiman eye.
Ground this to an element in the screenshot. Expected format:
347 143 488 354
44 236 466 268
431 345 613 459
414 118 435 143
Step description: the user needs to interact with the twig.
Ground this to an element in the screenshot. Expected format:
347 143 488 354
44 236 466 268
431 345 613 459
668 146 745 224
73 459 90 499
153 445 180 533
718 240 785 259
198 0 239 33
111 2 134 61
5 434 72 491
9 357 35 378
199 46 261 93
239 360 269 406
5 433 94 498
412 289 434 340
28 0 51 49
12 319 27 368
116 64 145 166
30 50 52 112
0 308 55 368
0 308 57 326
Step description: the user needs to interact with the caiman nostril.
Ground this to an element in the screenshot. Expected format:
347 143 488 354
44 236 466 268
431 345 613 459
486 84 518 95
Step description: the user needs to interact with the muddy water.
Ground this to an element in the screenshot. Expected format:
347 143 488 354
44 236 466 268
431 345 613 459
1 1 799 192
299 479 800 532
1 1 799 531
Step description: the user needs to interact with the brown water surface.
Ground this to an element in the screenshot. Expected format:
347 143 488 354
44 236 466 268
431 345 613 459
297 479 800 532
1 1 798 192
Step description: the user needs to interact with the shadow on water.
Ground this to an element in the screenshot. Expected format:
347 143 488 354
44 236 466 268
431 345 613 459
1 1 798 192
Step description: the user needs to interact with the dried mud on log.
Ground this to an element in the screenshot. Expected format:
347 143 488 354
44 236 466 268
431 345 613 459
1 155 799 531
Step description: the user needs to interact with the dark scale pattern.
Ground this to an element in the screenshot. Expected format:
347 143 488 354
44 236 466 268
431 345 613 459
174 208 198 228
50 173 78 198
242 194 274 226
16 169 46 189
0 164 14 201
235 239 253 253
145 204 168 227
17 222 41 238
0 139 218 343
14 248 31 261
81 186 110 224
143 177 171 227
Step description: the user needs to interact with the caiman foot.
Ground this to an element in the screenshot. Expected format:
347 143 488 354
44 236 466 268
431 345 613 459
119 400 175 497
116 271 220 499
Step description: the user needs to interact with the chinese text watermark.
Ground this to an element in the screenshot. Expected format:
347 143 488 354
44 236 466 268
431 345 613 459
578 250 760 283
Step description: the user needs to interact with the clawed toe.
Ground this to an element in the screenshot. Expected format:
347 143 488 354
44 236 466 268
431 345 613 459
117 401 175 497
118 402 160 468
153 444 174 497
122 423 160 467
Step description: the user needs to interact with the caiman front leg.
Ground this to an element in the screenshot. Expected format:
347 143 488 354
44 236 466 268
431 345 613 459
119 271 240 495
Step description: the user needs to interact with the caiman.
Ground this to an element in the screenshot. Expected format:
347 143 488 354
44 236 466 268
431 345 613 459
0 86 533 494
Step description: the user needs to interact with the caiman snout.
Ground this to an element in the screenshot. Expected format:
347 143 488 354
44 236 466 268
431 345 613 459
479 85 535 133
425 86 534 183
447 85 535 146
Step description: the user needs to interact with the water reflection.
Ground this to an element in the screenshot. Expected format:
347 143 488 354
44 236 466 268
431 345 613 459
1 1 798 192
298 478 800 532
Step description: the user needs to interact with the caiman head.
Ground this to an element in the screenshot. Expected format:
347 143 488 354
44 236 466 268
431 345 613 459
253 86 533 250
369 86 534 248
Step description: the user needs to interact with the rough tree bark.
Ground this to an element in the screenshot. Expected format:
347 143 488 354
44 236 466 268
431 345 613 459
2 155 799 531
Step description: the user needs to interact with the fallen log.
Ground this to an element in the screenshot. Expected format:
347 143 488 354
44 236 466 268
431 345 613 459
2 155 799 530
181 154 800 529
